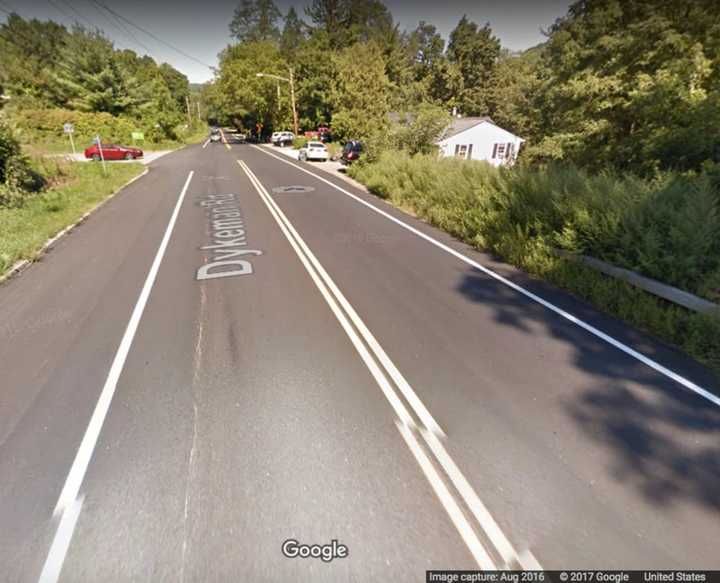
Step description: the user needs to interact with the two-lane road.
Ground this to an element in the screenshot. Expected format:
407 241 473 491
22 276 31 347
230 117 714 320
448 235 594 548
1 140 718 582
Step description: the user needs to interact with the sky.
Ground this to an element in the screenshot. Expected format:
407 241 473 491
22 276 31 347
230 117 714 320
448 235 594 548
4 0 572 83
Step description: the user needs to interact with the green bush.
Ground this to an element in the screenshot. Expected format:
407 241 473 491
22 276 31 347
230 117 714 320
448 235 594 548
0 121 43 206
12 109 136 146
293 136 308 149
9 108 200 149
349 153 720 373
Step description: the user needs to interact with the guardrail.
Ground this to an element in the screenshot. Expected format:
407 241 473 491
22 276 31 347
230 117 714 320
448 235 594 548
553 249 720 316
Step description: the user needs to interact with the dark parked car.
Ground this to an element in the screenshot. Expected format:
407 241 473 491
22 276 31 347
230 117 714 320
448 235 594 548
340 141 363 165
84 143 143 161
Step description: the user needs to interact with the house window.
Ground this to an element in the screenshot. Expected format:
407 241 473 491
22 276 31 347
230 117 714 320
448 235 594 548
493 143 506 159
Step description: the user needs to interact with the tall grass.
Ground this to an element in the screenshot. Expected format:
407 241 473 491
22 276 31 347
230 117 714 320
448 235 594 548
349 153 720 373
0 160 144 274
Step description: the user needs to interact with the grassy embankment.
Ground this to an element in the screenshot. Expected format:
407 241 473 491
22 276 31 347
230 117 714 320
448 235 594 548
348 153 720 374
0 157 144 274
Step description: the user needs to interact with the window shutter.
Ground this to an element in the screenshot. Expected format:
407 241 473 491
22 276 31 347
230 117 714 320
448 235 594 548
467 144 473 159
455 144 460 156
492 143 498 158
506 143 512 159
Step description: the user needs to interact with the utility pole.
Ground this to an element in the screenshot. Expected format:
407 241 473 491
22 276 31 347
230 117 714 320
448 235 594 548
255 69 299 135
289 67 299 136
196 101 201 121
185 95 192 125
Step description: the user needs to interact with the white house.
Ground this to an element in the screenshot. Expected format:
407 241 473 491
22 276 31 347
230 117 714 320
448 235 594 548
437 117 524 166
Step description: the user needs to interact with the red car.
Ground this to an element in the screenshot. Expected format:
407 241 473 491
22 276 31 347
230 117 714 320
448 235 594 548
84 143 143 161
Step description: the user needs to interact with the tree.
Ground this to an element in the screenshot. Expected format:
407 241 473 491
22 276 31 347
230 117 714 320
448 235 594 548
280 7 307 59
305 0 348 47
532 0 720 173
486 48 544 139
229 0 281 43
50 30 137 115
345 0 393 44
447 15 501 116
216 41 289 132
293 32 336 127
409 21 445 71
330 42 391 143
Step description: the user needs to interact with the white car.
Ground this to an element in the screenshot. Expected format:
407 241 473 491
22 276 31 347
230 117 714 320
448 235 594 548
273 131 295 146
298 141 328 162
210 133 221 142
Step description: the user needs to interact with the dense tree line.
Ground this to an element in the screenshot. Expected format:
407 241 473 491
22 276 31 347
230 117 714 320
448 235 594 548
212 0 720 175
0 13 194 140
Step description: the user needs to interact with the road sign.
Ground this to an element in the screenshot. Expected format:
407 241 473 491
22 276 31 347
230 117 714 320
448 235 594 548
131 131 144 141
63 123 74 134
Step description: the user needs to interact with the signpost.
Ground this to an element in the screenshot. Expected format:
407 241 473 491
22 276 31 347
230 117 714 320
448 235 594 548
93 135 108 176
63 123 76 155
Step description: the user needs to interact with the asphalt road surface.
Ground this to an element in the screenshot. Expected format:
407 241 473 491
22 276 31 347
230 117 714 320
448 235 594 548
1 140 719 582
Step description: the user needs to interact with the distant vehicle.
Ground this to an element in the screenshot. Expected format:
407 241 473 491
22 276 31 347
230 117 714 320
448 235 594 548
210 133 221 142
304 126 332 143
298 141 328 162
317 126 332 142
340 141 363 165
270 131 281 144
273 131 295 147
84 143 143 161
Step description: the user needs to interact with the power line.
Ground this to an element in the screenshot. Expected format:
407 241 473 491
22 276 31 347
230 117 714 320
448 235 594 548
88 0 152 53
89 0 214 70
46 0 74 21
56 0 98 30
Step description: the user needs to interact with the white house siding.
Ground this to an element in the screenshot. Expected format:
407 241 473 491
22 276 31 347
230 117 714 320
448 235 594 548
438 121 524 166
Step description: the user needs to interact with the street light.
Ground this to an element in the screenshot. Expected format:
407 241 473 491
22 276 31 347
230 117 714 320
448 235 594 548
256 68 299 136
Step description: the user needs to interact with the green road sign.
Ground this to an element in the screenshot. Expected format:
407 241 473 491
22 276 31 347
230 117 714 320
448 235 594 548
131 131 145 141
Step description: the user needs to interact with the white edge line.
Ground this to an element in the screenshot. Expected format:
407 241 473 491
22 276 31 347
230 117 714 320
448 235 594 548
0 168 150 285
37 497 84 583
53 170 194 517
239 160 511 569
252 145 720 408
39 171 194 583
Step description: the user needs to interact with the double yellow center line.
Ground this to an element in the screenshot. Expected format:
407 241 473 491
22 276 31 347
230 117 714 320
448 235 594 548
219 128 231 150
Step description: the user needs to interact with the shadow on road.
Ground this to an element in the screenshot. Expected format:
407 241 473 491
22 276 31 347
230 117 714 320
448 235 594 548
457 268 720 512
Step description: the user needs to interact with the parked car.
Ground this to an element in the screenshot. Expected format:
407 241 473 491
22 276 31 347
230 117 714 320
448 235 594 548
273 131 295 147
340 141 363 165
84 143 143 161
270 131 281 144
210 132 221 142
298 141 329 162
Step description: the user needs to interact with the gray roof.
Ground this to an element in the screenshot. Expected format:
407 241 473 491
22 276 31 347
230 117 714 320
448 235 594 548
387 112 517 140
444 117 494 138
